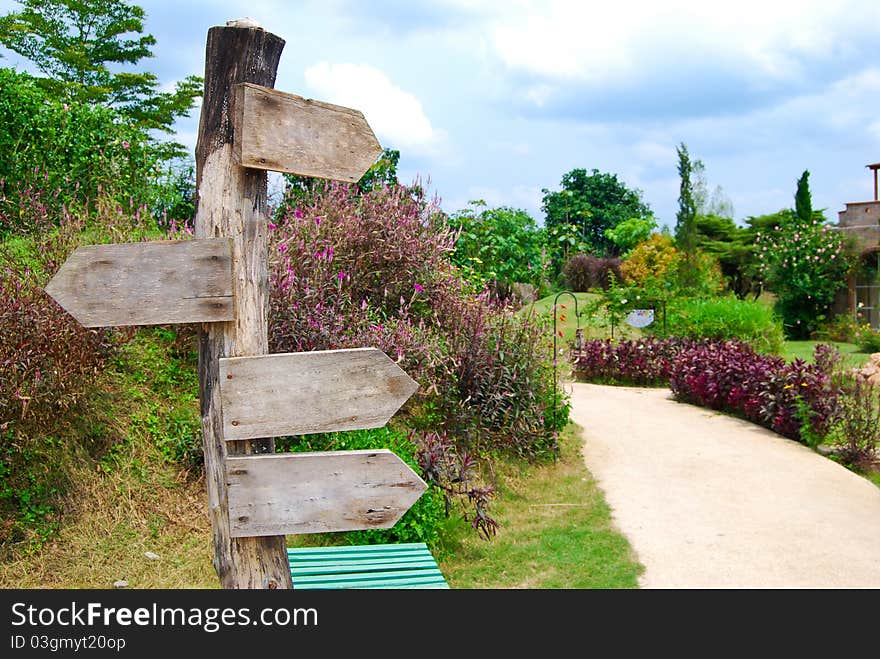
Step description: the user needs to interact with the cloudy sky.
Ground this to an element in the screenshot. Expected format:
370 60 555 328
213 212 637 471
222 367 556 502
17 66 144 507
2 0 879 228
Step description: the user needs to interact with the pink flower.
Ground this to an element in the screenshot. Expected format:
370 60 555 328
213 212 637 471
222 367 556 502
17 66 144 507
121 140 130 149
414 283 424 294
268 222 276 230
279 243 287 253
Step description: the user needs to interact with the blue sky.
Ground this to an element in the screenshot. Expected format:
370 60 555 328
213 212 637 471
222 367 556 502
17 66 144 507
2 0 879 229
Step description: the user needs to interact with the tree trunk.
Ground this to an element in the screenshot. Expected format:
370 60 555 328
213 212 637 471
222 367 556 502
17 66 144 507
193 23 291 589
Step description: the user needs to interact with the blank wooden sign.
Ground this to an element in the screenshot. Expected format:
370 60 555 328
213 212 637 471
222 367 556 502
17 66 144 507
234 82 382 182
226 450 427 537
45 239 233 327
218 348 419 441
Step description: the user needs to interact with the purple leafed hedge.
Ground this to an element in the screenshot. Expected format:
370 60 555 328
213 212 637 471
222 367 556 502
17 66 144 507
572 338 839 442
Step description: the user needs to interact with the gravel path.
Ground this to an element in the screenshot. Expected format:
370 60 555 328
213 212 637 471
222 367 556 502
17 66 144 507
569 382 880 588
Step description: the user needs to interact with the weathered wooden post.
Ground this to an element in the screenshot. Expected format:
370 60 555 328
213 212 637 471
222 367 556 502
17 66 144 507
193 21 290 589
46 18 426 591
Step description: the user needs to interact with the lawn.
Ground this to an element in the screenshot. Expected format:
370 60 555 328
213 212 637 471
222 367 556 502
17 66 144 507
526 292 873 371
523 291 645 347
781 340 871 368
436 423 644 588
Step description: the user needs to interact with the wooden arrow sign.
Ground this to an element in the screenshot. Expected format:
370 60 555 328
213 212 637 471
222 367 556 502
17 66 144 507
234 82 383 182
226 449 427 537
45 239 234 327
219 348 418 441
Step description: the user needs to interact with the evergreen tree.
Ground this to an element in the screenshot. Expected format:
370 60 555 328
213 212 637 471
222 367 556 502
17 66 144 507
675 142 699 288
795 169 812 224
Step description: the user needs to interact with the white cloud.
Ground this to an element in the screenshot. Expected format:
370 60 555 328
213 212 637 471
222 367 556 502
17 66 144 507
303 62 438 152
480 0 880 85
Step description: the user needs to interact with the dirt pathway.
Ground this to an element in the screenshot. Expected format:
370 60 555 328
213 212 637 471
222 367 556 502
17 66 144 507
569 382 880 588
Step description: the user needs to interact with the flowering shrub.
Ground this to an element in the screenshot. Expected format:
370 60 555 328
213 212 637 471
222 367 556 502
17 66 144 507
855 324 880 353
573 337 838 442
668 341 838 441
0 184 160 426
571 337 692 386
268 181 567 535
755 211 850 338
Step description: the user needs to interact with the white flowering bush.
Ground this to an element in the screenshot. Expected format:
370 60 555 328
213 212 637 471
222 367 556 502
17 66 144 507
756 210 850 338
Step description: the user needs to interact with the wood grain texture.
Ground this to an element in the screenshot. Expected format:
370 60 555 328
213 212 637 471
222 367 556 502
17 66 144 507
219 348 419 441
194 23 291 590
226 450 427 537
44 239 232 327
235 82 382 182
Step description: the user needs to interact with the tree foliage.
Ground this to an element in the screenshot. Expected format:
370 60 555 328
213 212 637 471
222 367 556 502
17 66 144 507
605 215 658 255
541 168 652 260
693 214 760 299
446 201 546 292
0 0 201 153
675 142 698 257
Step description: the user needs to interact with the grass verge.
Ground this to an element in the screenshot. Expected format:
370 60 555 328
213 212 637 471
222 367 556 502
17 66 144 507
435 423 644 588
0 328 215 588
781 340 870 368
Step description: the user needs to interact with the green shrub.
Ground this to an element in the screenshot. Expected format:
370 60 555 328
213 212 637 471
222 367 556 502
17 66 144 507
0 68 195 233
826 374 880 469
649 296 784 354
855 324 880 353
279 427 447 547
812 313 861 343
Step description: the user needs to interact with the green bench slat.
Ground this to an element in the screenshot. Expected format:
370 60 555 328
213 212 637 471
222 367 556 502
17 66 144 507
289 542 428 556
288 542 449 589
291 558 439 575
291 569 448 590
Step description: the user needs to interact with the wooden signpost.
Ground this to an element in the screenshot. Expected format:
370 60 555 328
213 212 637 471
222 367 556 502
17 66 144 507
235 83 381 181
219 348 419 440
227 450 426 537
44 19 423 590
45 239 233 327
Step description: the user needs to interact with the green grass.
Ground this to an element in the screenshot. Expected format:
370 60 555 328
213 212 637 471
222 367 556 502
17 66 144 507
0 327 216 588
523 291 616 347
436 423 644 588
781 340 870 368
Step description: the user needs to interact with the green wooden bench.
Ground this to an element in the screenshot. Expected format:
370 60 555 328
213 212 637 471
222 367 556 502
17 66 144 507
288 543 449 589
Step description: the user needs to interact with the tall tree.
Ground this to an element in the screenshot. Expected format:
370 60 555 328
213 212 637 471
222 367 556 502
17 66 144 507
0 0 201 144
675 142 699 288
675 142 698 253
541 168 652 259
795 169 812 224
